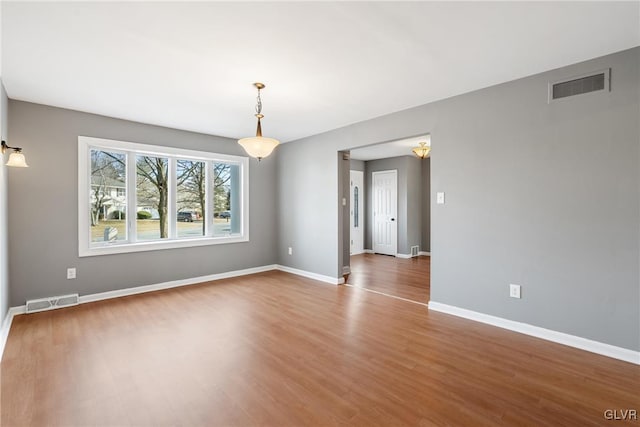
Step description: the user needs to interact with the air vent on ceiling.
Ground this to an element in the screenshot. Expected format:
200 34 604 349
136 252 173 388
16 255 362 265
549 68 610 102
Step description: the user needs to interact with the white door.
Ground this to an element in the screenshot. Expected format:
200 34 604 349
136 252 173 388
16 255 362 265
350 170 364 255
372 170 397 256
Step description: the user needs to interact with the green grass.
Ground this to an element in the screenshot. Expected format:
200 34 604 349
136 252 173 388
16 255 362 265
91 219 232 241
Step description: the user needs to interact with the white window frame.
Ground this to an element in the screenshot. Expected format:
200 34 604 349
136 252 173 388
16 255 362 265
78 136 249 257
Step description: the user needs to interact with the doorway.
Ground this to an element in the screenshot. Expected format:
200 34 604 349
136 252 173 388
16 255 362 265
372 170 397 256
350 170 364 255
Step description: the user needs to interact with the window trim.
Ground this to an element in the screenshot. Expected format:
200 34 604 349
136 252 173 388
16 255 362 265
78 136 249 257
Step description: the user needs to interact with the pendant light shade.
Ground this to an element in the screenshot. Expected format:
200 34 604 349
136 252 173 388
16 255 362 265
238 83 280 161
412 141 431 159
238 136 280 160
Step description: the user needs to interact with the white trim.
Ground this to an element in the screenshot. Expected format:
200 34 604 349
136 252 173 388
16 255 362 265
364 249 374 254
418 251 431 256
276 265 344 285
4 264 343 316
0 307 23 361
428 301 640 365
396 253 411 259
79 235 250 257
80 265 278 304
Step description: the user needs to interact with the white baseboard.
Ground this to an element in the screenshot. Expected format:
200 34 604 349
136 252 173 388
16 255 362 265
80 265 278 304
419 251 431 256
0 306 24 361
396 253 412 259
428 301 640 365
276 265 344 285
363 249 374 254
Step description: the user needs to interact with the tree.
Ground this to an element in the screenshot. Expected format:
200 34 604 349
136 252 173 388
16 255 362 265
213 163 231 213
136 156 169 238
90 151 126 227
177 160 206 234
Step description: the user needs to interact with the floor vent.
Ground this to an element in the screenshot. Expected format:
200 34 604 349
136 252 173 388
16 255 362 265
26 294 79 314
549 69 610 101
411 246 419 257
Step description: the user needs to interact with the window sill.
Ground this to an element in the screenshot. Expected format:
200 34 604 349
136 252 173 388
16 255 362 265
79 235 249 257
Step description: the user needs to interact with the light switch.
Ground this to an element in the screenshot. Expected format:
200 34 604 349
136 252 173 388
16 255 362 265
436 192 445 204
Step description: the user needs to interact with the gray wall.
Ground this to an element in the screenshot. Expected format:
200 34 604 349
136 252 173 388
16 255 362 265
0 82 8 323
349 159 365 172
277 135 340 276
421 158 431 252
278 47 639 351
8 101 278 306
364 156 422 255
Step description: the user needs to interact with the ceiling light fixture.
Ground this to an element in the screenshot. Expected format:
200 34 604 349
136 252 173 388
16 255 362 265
1 140 29 167
238 82 280 161
412 141 431 159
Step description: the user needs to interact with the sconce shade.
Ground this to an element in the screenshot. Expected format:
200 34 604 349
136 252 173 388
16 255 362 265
6 152 29 167
238 136 280 160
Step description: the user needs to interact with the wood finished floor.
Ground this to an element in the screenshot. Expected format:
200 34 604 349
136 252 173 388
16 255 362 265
2 269 639 426
348 253 430 303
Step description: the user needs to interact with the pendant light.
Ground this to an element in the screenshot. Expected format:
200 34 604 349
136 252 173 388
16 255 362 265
238 83 280 161
412 141 431 159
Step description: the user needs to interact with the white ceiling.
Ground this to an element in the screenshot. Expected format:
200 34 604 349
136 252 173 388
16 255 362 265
2 2 639 143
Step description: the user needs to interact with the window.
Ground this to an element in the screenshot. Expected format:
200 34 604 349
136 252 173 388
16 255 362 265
79 136 249 256
354 186 359 228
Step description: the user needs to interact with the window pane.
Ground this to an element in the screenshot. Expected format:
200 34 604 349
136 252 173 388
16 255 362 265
354 186 359 228
177 160 206 238
90 150 127 243
136 155 168 240
213 162 240 236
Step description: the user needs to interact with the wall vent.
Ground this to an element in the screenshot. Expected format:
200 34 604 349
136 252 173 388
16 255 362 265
411 246 419 257
549 69 610 102
26 294 79 314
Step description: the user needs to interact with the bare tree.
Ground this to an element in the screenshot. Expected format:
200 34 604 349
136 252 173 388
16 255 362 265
214 163 231 213
136 156 169 238
177 160 206 233
90 151 125 226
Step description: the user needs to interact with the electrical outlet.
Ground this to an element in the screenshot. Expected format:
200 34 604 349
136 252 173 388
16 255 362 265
67 268 77 280
436 192 445 204
288 247 293 255
509 284 521 299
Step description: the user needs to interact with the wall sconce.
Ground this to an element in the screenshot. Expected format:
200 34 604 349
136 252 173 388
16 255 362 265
1 140 29 167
